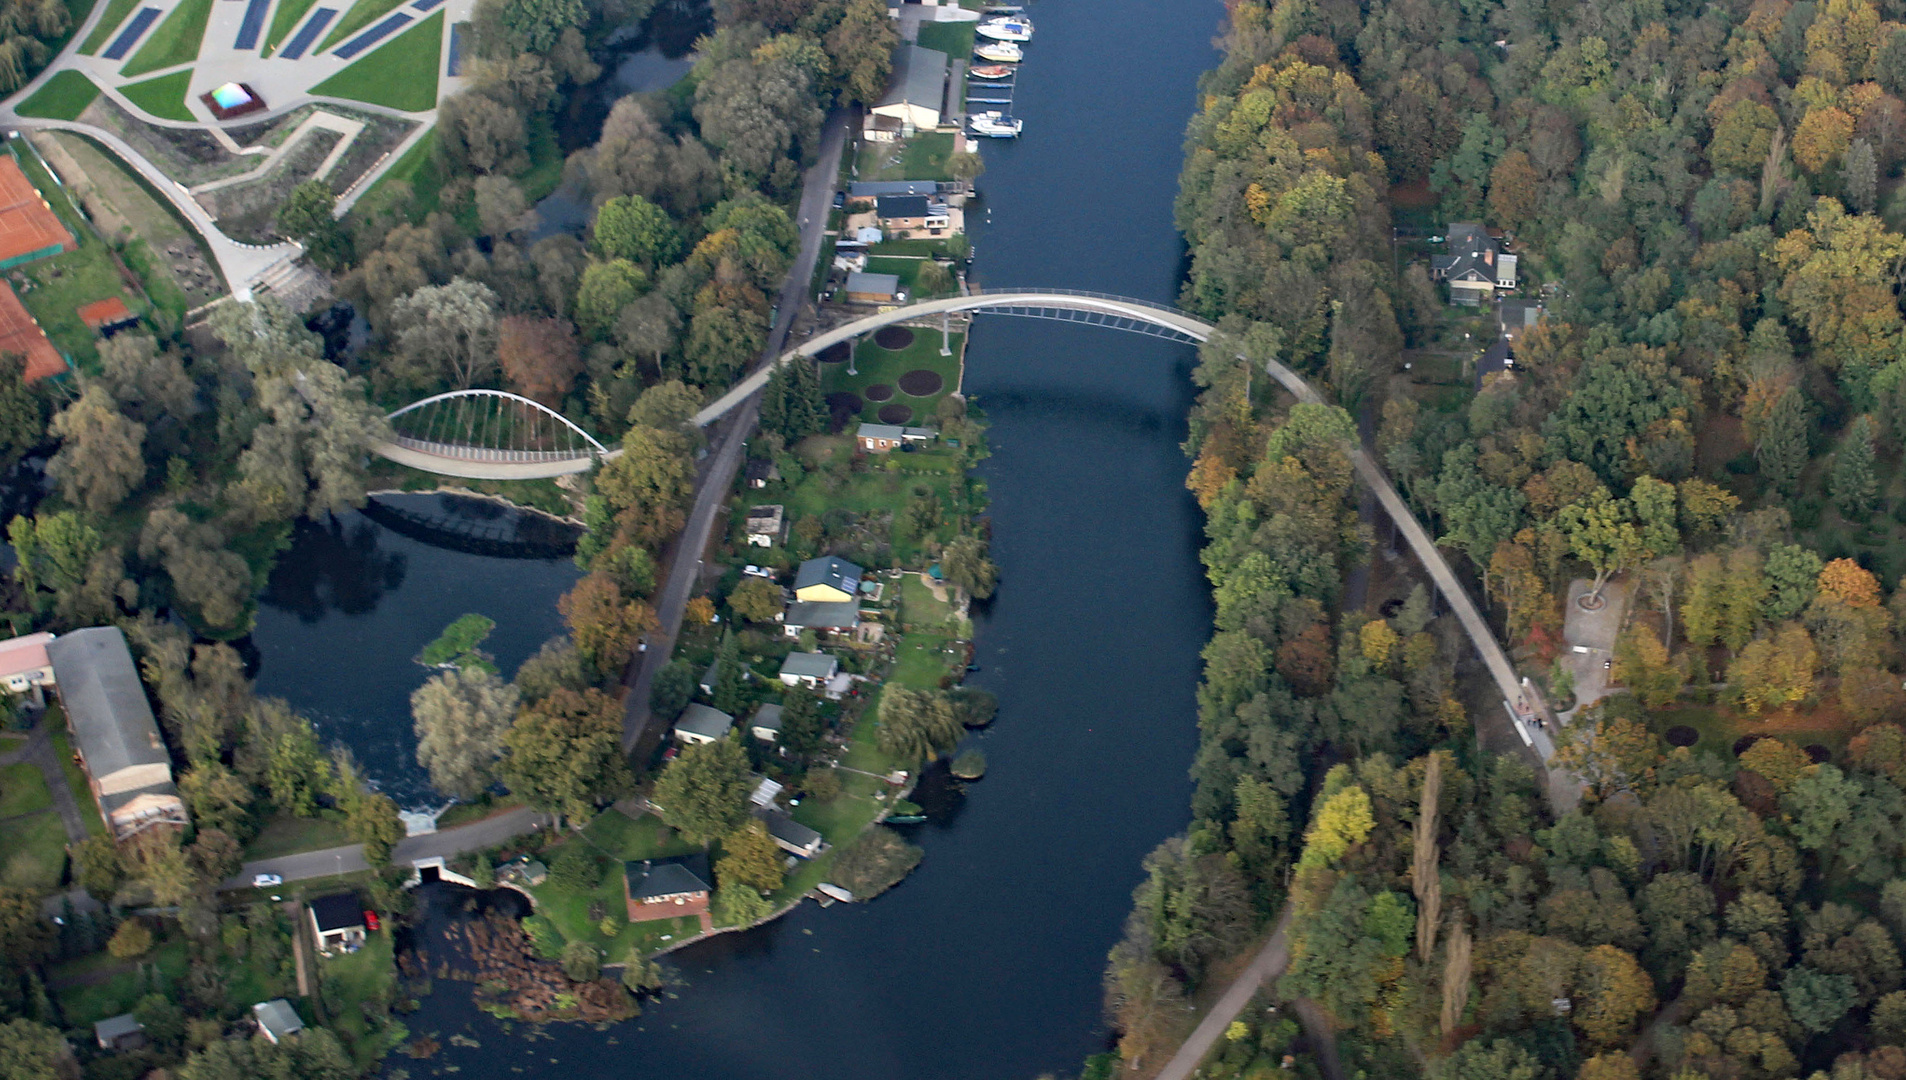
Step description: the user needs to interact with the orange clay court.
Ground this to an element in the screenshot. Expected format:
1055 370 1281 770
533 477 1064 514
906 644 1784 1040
0 157 72 270
0 283 66 382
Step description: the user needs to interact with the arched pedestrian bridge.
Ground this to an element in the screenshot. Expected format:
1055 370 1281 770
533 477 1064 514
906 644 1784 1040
373 389 609 480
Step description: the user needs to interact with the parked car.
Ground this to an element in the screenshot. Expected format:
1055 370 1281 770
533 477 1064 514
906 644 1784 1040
252 873 282 888
364 910 380 931
743 565 773 578
832 191 845 210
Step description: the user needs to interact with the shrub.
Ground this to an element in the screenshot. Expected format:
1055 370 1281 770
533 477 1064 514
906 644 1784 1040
828 826 923 900
471 856 495 889
803 769 843 802
108 918 153 959
523 914 564 958
549 844 600 893
560 939 600 981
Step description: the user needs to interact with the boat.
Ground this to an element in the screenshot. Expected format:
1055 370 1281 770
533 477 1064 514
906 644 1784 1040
970 63 1015 80
966 111 1023 137
887 800 926 825
972 40 1023 63
977 18 1032 41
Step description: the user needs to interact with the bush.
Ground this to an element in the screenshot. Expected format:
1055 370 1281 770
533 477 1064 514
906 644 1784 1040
523 914 564 958
108 918 153 959
949 687 998 728
828 826 923 900
951 750 987 779
803 768 843 802
560 939 600 981
549 844 601 892
711 883 773 926
471 856 495 889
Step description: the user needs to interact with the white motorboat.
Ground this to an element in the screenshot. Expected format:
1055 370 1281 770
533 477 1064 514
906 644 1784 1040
973 40 1023 62
977 18 1032 41
966 111 1023 137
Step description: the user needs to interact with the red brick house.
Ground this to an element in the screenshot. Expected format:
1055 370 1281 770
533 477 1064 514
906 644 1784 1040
624 853 713 923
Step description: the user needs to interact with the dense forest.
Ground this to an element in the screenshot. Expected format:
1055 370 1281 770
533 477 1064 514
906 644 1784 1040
1104 0 1906 1077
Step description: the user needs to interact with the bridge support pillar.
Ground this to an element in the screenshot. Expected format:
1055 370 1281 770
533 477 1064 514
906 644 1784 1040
940 312 952 356
847 335 857 376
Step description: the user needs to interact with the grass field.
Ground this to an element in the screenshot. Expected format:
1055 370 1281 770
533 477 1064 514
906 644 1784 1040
17 70 100 119
316 931 401 1071
245 812 353 859
78 0 140 53
344 126 439 221
263 0 321 54
49 132 213 314
55 938 189 1025
119 68 194 121
915 19 977 60
821 329 964 425
318 0 406 53
739 435 968 565
3 811 67 890
121 0 213 77
857 132 958 182
0 761 52 817
47 720 105 836
8 144 143 367
309 11 441 111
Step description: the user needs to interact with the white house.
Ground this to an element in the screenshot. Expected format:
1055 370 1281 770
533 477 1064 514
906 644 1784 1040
0 631 55 699
1429 223 1517 304
49 627 189 841
750 703 784 742
308 894 366 955
675 703 734 745
868 45 949 132
253 1000 304 1044
778 652 839 689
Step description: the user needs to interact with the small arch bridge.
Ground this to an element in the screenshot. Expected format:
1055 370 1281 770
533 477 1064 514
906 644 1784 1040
374 389 610 480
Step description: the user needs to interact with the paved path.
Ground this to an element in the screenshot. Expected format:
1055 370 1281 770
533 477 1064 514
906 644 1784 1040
224 806 550 888
0 721 89 843
621 108 850 751
1154 908 1294 1080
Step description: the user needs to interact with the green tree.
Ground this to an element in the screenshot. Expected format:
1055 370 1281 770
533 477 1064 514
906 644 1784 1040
728 578 783 623
333 750 403 867
651 734 751 846
47 383 144 515
941 533 998 599
0 353 43 474
275 181 352 270
1559 489 1647 602
716 820 784 893
499 687 630 827
875 686 963 764
592 194 682 267
710 630 743 714
712 882 773 925
412 667 519 799
0 1020 75 1080
1832 414 1879 518
560 938 600 981
650 659 695 722
777 685 824 759
1783 964 1860 1032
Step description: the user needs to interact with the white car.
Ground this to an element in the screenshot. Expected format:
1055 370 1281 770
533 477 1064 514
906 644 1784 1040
252 873 283 888
743 565 773 578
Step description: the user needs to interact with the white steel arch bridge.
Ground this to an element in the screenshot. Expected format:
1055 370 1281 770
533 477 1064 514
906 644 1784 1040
374 389 610 479
370 289 1568 795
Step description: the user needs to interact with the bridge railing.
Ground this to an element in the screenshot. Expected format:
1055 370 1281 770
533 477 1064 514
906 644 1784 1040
389 437 597 464
971 287 1199 321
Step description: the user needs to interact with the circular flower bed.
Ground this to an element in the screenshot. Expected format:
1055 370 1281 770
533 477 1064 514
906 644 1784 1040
1805 744 1831 763
816 341 852 363
877 404 913 424
898 369 944 396
1666 726 1699 748
864 384 895 401
874 326 915 349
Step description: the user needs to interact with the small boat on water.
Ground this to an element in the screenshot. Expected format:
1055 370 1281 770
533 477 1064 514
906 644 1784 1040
977 18 1032 42
966 111 1023 137
970 63 1014 80
973 40 1023 62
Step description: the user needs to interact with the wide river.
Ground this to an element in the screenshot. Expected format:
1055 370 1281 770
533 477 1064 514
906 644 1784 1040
248 0 1220 1073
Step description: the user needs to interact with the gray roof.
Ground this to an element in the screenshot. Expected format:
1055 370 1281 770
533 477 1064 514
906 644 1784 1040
856 423 935 441
779 652 837 678
845 271 900 296
47 627 169 782
877 194 931 219
783 601 861 630
849 180 940 198
795 556 862 595
95 1014 143 1041
700 656 721 692
762 812 823 852
253 999 303 1040
676 703 734 741
876 44 947 112
1434 222 1503 283
626 852 712 900
751 703 784 733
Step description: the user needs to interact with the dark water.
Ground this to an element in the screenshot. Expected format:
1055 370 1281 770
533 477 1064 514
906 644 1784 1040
250 493 581 808
384 1 1222 1076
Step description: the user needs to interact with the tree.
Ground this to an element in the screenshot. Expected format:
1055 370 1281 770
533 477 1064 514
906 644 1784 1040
474 174 536 239
1428 1039 1544 1080
276 181 352 270
759 358 825 443
1559 490 1647 602
947 151 984 183
333 750 402 866
486 0 582 52
412 667 519 799
1487 149 1540 229
47 383 144 515
875 686 963 764
574 258 649 340
499 688 629 827
649 659 695 722
140 506 251 632
496 316 582 407
693 54 823 188
389 278 501 390
1575 945 1656 1047
1730 624 1817 714
651 735 751 846
0 1020 77 1080
1794 107 1856 173
712 882 773 925
941 533 998 599
717 820 784 893
1784 964 1860 1032
778 685 824 759
1612 625 1680 707
823 0 897 105
1847 137 1880 213
107 918 152 959
728 577 783 623
596 422 697 548
1554 712 1660 801
560 939 600 981
1833 415 1879 517
558 571 656 673
0 353 43 474
592 194 682 267
1754 386 1810 494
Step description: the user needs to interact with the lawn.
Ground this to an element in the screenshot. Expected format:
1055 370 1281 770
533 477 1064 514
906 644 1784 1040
915 19 976 60
820 327 964 425
54 937 189 1025
529 810 702 959
121 0 213 77
317 0 406 53
263 0 321 54
17 70 100 119
48 720 106 836
7 144 143 367
0 761 52 817
344 126 439 222
435 794 523 829
310 11 441 111
51 132 221 309
78 0 140 53
0 806 64 889
857 131 958 182
892 630 957 689
316 930 401 1071
245 812 353 860
119 69 194 121
863 255 958 299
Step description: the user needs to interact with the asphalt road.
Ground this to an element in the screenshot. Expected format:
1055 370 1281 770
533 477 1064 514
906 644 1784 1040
223 806 551 888
620 107 852 753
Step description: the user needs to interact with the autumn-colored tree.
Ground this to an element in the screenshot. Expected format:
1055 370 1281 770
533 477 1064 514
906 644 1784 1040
559 571 656 673
1576 1053 1643 1080
1612 625 1680 708
1359 619 1399 670
685 596 716 626
1488 150 1540 229
107 918 152 959
1819 557 1882 607
717 820 784 894
1300 785 1374 867
497 316 583 407
499 688 630 828
1554 712 1660 801
1775 198 1906 378
1186 448 1237 509
1276 622 1335 697
1574 945 1656 1047
1841 666 1906 723
727 577 784 623
1794 107 1856 173
1740 737 1812 792
1731 624 1818 714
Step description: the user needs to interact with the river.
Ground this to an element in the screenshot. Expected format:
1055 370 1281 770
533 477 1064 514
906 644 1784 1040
251 0 1220 1074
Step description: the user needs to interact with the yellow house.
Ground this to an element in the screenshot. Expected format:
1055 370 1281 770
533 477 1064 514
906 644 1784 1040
793 556 862 603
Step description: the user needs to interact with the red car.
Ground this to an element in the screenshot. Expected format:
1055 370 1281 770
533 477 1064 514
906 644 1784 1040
363 910 380 931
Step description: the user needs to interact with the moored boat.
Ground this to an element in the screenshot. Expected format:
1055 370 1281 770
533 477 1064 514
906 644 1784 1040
977 18 1032 41
966 110 1023 137
973 40 1023 62
970 63 1014 80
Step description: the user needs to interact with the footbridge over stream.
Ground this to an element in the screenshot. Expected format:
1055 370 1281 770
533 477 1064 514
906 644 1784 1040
372 289 1566 794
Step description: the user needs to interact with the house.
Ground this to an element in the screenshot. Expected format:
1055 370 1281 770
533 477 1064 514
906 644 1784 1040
845 271 902 304
253 999 304 1044
624 853 712 922
48 627 189 841
498 856 548 887
675 703 734 745
699 656 722 696
875 194 950 233
0 631 55 702
743 459 779 489
77 297 139 337
746 504 784 547
779 651 838 689
794 556 863 602
750 702 784 742
750 775 784 808
782 600 862 639
1498 299 1541 340
94 1014 146 1051
862 113 904 142
855 423 937 453
760 811 825 858
868 44 948 131
1429 223 1517 304
309 894 366 954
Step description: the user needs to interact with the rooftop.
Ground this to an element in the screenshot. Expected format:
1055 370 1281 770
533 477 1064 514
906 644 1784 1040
846 270 901 295
94 1013 143 1042
677 703 734 741
762 811 823 851
625 852 712 901
876 194 931 219
46 627 169 782
856 423 935 441
77 296 135 332
0 631 54 679
308 893 364 932
875 44 948 112
795 556 863 595
779 652 837 678
253 999 303 1040
0 281 65 382
849 180 940 198
751 702 784 732
783 600 862 630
